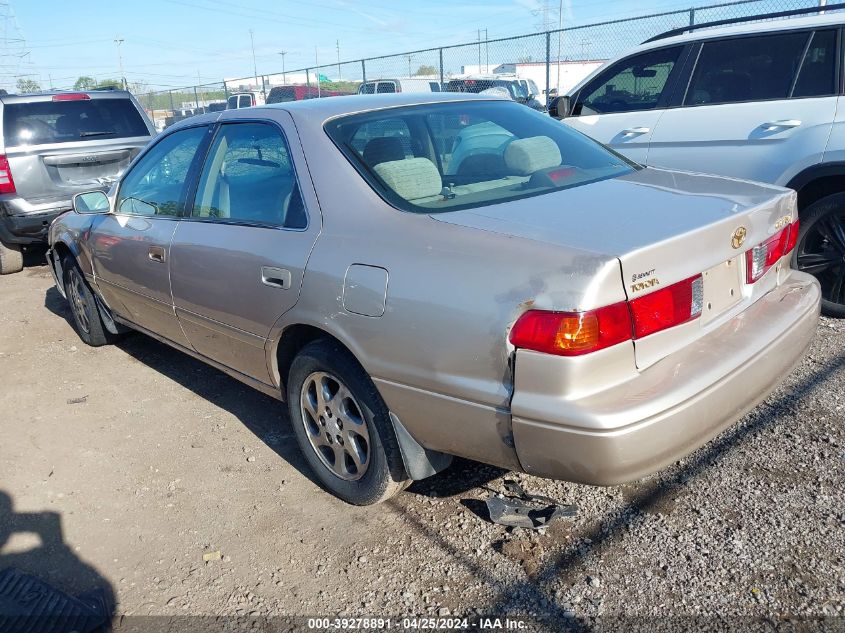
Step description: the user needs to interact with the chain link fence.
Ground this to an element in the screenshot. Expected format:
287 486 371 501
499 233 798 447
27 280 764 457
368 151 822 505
135 0 840 129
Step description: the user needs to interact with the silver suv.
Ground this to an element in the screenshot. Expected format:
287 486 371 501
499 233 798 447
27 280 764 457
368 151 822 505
0 89 154 274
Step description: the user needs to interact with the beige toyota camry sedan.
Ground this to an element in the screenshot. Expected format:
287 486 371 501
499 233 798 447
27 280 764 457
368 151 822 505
47 93 820 505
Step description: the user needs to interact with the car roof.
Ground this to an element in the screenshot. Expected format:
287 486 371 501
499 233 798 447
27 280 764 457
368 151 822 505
257 92 501 120
643 12 845 50
0 89 134 104
164 93 504 134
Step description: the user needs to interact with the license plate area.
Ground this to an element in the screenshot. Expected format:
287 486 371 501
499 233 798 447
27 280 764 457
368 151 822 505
701 256 742 325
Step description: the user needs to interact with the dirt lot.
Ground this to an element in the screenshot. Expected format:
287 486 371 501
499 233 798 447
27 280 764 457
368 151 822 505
1 252 844 631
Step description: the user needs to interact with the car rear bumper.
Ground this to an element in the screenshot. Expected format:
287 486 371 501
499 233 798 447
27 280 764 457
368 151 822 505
511 271 820 485
0 198 69 244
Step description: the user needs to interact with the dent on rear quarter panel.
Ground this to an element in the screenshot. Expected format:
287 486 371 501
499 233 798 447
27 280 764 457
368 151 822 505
268 108 626 469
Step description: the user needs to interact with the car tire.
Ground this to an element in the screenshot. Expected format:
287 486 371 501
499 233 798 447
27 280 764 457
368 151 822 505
0 240 23 275
794 193 845 318
62 256 115 347
286 339 410 505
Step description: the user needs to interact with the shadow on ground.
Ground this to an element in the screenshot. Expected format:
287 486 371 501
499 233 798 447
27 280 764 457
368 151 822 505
0 490 114 627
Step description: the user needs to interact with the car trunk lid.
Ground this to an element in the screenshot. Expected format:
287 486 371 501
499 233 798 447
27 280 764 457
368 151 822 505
432 167 797 368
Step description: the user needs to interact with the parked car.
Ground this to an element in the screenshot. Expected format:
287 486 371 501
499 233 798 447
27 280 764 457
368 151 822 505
0 89 155 274
553 11 845 316
226 91 265 109
447 76 544 110
48 93 819 505
358 78 442 94
267 85 352 104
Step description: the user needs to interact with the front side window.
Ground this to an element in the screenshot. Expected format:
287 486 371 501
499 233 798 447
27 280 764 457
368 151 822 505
685 32 809 105
191 122 307 229
360 83 375 94
326 101 635 213
376 82 397 94
575 46 682 115
227 95 238 109
116 125 207 217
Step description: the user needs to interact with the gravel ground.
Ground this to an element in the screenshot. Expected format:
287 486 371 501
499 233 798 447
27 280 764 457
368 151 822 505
1 254 843 632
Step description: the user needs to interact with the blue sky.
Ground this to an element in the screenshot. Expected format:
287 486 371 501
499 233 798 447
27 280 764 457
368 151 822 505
10 0 783 91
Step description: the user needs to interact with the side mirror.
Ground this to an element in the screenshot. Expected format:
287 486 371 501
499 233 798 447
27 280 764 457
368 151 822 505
73 191 110 215
548 95 571 119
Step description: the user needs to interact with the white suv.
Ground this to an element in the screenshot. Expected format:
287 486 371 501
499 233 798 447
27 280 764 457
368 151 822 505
556 11 845 316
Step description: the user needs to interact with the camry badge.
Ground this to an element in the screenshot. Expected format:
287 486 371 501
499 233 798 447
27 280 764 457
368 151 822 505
731 226 747 249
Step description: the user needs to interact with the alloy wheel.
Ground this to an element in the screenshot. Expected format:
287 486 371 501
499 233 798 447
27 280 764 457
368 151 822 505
68 270 92 334
796 209 845 307
299 371 371 481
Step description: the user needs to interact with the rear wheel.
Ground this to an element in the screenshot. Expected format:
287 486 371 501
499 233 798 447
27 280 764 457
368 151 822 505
62 256 115 346
287 339 410 505
0 240 23 275
794 193 845 318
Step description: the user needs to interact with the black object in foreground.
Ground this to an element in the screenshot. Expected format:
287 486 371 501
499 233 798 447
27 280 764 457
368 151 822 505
0 567 110 633
485 480 578 529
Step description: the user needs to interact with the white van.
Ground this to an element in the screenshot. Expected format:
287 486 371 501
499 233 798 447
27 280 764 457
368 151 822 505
226 91 266 109
357 78 442 94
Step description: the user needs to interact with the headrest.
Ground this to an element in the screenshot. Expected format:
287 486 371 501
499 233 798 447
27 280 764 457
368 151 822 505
363 137 406 165
373 158 442 202
504 136 561 175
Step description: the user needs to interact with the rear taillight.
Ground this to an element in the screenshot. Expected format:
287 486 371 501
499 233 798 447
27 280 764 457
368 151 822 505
0 155 16 195
52 93 90 101
509 303 631 357
745 219 798 283
628 275 703 339
510 276 705 356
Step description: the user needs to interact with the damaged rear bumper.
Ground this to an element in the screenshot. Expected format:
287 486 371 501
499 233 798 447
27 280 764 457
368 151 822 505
511 271 820 485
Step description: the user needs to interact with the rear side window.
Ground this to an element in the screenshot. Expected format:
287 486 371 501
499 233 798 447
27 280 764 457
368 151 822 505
575 46 682 115
685 32 809 105
793 30 837 98
238 95 252 108
326 101 634 214
191 123 307 229
376 82 396 94
2 98 148 146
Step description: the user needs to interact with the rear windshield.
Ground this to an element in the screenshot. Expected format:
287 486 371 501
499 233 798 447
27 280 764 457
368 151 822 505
325 100 636 213
3 98 149 146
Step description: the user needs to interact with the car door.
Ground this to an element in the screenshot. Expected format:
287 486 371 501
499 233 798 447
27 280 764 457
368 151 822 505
169 114 320 383
647 29 839 184
563 45 687 164
90 124 210 347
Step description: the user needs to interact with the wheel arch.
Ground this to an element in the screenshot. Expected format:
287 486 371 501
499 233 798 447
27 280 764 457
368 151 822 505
271 321 453 480
786 162 845 213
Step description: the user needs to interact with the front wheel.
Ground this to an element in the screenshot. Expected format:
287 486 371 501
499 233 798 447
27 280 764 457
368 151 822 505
794 193 845 318
286 339 410 505
62 257 116 346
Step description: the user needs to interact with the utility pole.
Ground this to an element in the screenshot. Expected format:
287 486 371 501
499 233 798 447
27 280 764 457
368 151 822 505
482 28 489 72
114 38 125 90
407 54 412 77
556 0 563 94
336 40 341 80
315 46 321 98
279 51 287 85
249 29 264 99
477 29 481 71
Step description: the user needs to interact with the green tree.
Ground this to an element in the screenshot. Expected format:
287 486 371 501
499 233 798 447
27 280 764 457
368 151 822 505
415 64 437 76
15 78 40 93
73 76 97 90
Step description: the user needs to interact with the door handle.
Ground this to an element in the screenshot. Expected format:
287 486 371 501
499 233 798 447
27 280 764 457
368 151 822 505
261 266 291 289
148 246 166 263
621 127 650 136
761 119 802 130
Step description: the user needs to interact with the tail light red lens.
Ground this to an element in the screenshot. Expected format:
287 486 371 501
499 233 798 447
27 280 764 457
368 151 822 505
52 93 90 101
509 303 631 357
628 275 703 339
745 221 798 283
0 155 16 195
510 276 705 356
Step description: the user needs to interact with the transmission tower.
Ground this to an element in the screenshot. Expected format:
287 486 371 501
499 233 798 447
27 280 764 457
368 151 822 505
0 1 35 93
